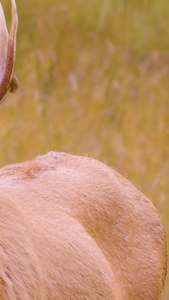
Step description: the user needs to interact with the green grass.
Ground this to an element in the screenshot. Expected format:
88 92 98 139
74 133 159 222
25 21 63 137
1 0 169 297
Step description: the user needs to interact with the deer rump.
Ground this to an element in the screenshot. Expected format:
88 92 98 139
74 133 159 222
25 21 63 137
0 152 167 300
0 0 167 299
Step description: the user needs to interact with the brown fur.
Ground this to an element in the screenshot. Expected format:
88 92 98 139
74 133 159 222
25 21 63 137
0 151 167 299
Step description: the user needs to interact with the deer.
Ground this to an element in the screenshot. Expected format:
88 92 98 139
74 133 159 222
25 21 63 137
0 0 167 299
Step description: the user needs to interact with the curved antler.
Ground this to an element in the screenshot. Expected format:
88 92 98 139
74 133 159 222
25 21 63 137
0 0 19 103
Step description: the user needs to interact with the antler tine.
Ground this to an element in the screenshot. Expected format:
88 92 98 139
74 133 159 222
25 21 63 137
0 0 19 103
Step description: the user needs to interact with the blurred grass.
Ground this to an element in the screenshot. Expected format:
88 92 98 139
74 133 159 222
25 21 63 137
1 0 169 297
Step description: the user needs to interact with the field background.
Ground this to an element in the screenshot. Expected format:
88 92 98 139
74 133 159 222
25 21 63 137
1 0 169 297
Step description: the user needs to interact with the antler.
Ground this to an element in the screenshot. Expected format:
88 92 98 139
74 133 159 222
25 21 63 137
0 0 18 103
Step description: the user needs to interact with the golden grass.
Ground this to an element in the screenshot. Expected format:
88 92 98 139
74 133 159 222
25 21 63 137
1 0 169 297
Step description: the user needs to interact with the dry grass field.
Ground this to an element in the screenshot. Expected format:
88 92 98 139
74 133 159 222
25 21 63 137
1 0 169 297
